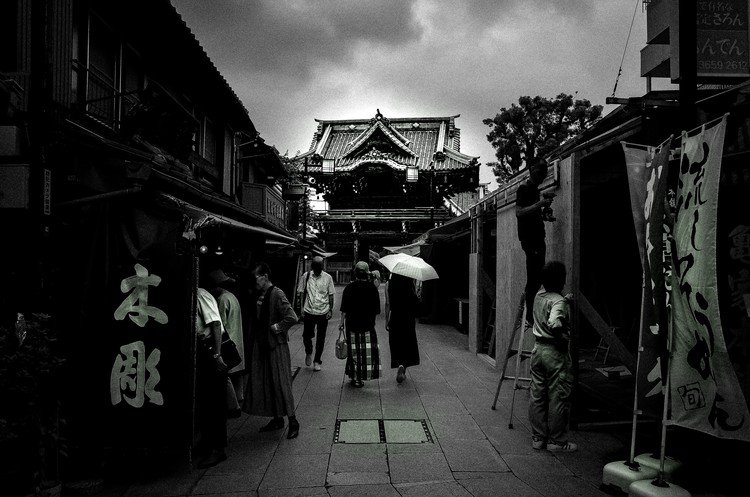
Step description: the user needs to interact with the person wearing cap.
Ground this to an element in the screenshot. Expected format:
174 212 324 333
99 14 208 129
207 269 245 413
296 255 335 371
339 261 381 387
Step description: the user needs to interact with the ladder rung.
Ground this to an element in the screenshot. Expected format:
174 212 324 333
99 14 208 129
501 375 532 382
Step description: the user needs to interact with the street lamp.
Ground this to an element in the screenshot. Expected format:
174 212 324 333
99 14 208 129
406 165 419 182
302 153 322 241
322 158 335 175
430 152 445 227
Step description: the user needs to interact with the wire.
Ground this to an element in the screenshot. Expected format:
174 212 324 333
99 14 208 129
612 0 641 98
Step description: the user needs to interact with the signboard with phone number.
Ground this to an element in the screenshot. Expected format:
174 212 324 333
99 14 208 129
697 0 750 78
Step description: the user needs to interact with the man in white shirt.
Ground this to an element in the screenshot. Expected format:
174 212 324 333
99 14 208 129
195 287 228 468
296 256 335 371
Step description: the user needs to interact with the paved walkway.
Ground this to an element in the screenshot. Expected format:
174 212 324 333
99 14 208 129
111 285 707 497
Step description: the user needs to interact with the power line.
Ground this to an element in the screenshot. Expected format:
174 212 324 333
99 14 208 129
612 0 641 98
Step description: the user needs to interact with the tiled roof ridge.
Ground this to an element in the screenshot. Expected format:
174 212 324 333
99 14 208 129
441 146 479 163
343 121 416 158
314 114 461 125
167 2 253 128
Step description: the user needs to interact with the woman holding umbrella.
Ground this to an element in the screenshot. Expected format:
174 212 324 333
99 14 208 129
385 273 421 384
381 253 438 384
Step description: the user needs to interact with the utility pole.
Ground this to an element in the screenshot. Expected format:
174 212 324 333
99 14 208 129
429 161 434 226
679 1 697 129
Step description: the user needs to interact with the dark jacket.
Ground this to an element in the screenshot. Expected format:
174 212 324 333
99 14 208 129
255 286 298 349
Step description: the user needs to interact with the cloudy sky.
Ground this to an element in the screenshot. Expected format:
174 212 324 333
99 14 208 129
171 0 672 190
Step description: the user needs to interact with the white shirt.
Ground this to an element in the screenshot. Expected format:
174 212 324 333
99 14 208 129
196 288 223 337
297 270 335 315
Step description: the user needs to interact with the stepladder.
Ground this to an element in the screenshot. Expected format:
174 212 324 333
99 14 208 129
491 293 535 429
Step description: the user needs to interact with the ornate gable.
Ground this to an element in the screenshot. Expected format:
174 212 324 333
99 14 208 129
343 110 416 160
295 110 480 176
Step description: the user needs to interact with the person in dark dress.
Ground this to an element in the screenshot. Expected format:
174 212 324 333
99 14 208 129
385 273 420 384
515 158 553 325
243 262 300 439
339 261 381 387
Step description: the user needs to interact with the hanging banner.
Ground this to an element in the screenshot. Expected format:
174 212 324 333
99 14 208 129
105 204 195 448
60 200 196 449
669 115 750 440
622 137 672 416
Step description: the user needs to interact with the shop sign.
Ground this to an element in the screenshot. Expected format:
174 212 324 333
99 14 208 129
100 208 194 448
43 168 51 215
697 0 750 78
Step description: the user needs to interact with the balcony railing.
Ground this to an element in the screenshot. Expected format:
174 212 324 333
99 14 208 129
314 207 450 222
241 182 286 230
73 61 141 130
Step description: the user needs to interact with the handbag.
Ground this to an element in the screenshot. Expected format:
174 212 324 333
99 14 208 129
221 331 242 370
297 270 311 323
335 325 347 360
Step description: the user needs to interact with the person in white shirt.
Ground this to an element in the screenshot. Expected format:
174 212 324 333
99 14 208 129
195 287 228 469
296 256 335 371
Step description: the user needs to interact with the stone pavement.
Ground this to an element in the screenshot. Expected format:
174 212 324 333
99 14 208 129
108 285 724 497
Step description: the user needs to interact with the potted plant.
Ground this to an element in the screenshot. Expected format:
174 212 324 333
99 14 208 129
279 154 307 200
282 181 306 200
0 313 67 497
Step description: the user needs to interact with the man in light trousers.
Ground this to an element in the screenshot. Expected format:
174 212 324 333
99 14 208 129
528 261 577 453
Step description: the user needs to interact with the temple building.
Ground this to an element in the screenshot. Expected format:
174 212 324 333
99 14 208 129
292 110 480 279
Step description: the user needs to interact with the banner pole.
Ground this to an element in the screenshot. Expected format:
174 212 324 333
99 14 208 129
654 359 671 487
626 271 647 468
653 251 674 487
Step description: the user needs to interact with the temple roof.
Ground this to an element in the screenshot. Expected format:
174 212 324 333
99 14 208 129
294 110 479 173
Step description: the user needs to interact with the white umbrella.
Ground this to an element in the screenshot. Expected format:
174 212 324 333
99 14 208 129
378 254 439 281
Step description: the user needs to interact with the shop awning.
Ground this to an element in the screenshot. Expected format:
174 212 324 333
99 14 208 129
383 240 425 256
159 193 297 244
265 238 336 258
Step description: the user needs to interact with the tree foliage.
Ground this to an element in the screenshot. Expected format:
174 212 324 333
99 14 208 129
483 93 603 183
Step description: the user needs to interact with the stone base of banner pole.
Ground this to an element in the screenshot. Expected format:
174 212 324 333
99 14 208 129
602 460 659 494
628 478 690 497
633 453 682 482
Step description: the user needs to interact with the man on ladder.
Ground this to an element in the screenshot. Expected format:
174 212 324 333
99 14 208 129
515 158 554 326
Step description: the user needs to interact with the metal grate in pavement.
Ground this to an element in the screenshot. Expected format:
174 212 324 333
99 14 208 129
334 419 432 444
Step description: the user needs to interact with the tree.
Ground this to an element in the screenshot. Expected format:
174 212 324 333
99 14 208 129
483 93 602 183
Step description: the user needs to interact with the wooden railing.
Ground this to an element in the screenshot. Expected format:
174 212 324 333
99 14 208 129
73 61 140 130
315 207 451 221
241 182 287 230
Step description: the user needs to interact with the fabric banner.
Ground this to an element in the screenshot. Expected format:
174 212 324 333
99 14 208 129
669 115 750 440
622 137 672 416
59 200 196 448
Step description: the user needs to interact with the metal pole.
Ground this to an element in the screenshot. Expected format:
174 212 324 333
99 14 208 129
625 271 647 468
654 359 671 487
430 162 434 226
302 157 308 241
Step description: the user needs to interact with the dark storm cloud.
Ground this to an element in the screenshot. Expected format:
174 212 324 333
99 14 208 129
172 0 422 81
170 0 658 190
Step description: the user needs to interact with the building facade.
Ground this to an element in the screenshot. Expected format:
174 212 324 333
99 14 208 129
292 110 479 279
0 0 296 489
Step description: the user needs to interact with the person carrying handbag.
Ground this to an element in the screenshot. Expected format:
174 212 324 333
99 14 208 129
339 261 381 388
207 269 245 417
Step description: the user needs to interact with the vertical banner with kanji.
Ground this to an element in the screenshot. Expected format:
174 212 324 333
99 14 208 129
622 138 672 417
104 203 194 447
669 115 750 440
